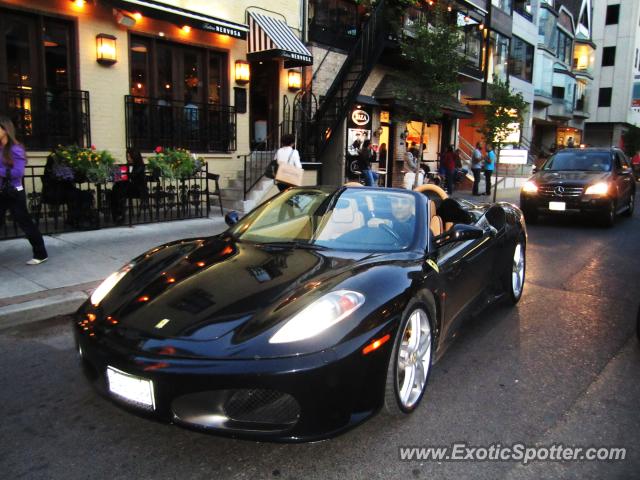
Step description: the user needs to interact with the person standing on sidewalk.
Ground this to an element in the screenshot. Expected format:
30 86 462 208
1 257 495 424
484 143 496 196
471 142 483 195
358 139 378 186
442 145 457 194
0 116 48 264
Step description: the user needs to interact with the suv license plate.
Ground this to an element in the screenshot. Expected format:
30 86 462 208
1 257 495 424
549 201 566 211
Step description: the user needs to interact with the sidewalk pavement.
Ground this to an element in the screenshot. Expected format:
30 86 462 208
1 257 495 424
0 217 228 330
453 186 521 205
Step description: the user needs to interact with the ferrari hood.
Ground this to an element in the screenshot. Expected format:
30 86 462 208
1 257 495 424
98 237 374 344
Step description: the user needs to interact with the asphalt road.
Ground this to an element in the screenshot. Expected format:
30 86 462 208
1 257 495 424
1 209 639 480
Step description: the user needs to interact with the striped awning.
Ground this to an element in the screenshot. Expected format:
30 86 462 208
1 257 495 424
248 12 313 68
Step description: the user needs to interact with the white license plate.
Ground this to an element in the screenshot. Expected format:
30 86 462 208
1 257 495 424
106 366 155 410
549 201 566 211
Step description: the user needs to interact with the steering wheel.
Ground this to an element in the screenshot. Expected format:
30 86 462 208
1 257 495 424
378 223 402 244
414 183 448 201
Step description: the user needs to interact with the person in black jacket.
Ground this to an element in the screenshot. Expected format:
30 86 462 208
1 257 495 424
357 140 378 186
111 148 147 223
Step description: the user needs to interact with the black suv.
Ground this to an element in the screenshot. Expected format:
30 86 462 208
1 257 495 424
520 147 636 226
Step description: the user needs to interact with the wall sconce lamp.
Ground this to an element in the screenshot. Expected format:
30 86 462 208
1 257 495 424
287 70 302 91
235 60 250 84
96 34 117 65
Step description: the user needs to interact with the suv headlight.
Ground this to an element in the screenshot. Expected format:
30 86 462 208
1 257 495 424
269 290 365 344
584 182 609 196
522 181 538 194
91 263 134 306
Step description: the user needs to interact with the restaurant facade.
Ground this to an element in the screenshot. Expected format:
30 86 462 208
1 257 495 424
0 0 311 184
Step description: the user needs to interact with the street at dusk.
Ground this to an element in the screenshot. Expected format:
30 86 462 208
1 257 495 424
1 208 638 480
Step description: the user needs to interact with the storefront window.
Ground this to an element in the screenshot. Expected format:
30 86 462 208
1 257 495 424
130 38 150 97
1 11 76 90
487 31 509 82
456 13 483 71
129 35 227 104
508 36 534 82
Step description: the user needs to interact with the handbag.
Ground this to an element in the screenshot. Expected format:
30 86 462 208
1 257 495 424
275 149 303 186
0 168 20 201
264 159 278 179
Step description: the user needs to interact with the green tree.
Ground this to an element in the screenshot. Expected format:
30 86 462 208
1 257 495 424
391 3 465 187
478 76 528 200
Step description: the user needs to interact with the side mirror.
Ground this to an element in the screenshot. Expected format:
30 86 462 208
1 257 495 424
434 224 483 247
225 211 240 226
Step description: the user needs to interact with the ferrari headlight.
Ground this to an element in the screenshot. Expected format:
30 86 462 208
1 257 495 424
522 181 538 194
269 290 365 344
90 263 134 306
584 182 609 196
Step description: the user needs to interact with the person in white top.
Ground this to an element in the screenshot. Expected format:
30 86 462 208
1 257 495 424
274 133 302 192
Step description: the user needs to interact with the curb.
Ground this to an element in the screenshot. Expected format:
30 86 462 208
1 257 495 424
0 291 88 331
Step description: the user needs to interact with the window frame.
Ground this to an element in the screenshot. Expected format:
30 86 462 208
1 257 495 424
128 33 229 106
598 87 612 107
508 35 534 83
605 4 620 25
601 46 616 67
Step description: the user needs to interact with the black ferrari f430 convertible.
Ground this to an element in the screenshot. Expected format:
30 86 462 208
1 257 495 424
74 185 527 441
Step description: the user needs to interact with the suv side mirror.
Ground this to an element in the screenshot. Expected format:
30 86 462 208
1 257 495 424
434 224 483 247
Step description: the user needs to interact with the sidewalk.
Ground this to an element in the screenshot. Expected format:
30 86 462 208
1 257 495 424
453 186 521 205
0 217 228 330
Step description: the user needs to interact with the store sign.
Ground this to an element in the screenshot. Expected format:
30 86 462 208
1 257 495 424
499 149 528 165
631 76 640 112
351 109 371 127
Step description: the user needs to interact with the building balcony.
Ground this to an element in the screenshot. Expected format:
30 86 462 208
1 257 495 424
0 83 91 151
534 92 553 107
547 99 573 120
124 96 236 153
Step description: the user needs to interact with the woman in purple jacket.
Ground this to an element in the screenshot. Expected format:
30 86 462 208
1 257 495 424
0 116 48 264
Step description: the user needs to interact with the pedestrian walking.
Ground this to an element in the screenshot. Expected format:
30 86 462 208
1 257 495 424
471 142 483 195
274 133 302 192
484 143 496 196
0 115 48 264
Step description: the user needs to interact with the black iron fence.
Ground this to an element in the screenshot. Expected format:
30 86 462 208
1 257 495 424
1 163 214 240
0 83 91 150
125 96 237 153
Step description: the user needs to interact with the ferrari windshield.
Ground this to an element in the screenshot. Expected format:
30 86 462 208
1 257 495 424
542 151 612 172
229 187 419 252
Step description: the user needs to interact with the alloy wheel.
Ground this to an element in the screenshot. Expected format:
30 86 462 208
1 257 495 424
396 308 432 409
512 243 525 299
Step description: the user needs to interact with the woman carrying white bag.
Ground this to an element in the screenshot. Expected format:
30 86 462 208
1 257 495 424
274 134 303 191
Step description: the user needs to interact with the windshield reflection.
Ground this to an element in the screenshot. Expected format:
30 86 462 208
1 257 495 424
229 188 419 252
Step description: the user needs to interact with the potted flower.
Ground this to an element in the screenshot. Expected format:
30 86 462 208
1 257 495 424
51 145 116 183
147 147 204 180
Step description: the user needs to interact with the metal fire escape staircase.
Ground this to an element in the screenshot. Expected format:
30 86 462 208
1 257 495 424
300 0 388 164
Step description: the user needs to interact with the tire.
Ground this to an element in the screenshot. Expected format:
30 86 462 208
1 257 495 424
502 237 526 304
601 200 616 227
384 302 434 416
622 191 635 217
